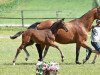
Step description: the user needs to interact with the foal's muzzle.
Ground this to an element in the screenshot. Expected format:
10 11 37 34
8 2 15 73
63 26 68 32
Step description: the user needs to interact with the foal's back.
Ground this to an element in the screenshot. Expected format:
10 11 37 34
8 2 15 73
22 29 55 45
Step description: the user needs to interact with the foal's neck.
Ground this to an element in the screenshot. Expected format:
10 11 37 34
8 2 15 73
79 9 95 32
50 23 59 34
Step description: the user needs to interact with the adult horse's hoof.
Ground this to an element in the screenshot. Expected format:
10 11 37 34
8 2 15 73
38 59 43 61
76 61 81 64
61 59 64 62
91 61 95 64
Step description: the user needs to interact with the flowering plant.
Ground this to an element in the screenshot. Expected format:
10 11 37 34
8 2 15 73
36 61 59 75
47 62 59 71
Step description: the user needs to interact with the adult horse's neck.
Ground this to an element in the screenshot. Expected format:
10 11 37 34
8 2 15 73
79 9 96 32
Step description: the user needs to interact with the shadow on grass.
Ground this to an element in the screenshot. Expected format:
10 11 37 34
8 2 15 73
2 62 97 66
59 62 76 65
3 62 37 65
59 62 91 65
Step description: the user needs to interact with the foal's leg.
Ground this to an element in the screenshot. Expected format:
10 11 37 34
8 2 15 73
23 47 30 61
51 43 64 62
76 44 81 64
23 41 34 61
43 45 49 59
13 36 31 65
13 44 24 65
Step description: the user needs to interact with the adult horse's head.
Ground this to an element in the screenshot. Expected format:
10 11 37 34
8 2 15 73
94 7 100 19
51 18 68 32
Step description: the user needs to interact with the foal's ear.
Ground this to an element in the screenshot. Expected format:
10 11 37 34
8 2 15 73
59 18 65 23
61 18 65 21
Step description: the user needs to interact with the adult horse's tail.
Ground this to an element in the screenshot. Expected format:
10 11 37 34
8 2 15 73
10 31 24 39
10 22 41 39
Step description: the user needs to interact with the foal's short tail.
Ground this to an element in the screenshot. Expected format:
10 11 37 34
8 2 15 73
10 31 24 39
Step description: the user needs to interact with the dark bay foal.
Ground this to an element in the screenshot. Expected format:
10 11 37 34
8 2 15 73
12 18 68 65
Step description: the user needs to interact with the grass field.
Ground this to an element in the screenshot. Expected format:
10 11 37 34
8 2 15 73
0 27 100 75
0 0 100 75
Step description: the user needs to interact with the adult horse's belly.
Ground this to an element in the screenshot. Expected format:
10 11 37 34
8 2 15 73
55 29 76 44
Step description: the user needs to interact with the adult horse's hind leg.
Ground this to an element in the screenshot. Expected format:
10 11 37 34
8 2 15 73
43 45 49 59
35 44 45 61
76 44 81 64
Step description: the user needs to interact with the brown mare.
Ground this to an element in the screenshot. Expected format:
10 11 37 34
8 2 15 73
12 19 68 65
11 7 100 64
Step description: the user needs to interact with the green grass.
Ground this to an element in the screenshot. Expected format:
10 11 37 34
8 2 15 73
0 27 100 75
0 0 99 74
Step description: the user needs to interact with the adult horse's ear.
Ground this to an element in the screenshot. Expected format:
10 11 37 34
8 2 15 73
97 7 100 11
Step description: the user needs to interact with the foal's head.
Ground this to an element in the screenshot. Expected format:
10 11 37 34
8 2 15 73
50 18 68 33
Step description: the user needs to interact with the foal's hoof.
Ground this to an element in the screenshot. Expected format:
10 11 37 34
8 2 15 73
61 56 64 62
13 61 15 65
76 61 81 64
25 58 28 61
83 59 86 64
13 63 15 65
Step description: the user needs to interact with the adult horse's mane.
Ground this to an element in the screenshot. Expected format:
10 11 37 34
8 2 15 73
69 7 97 32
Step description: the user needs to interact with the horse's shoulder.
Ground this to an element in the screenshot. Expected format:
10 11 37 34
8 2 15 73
37 20 55 29
42 20 54 24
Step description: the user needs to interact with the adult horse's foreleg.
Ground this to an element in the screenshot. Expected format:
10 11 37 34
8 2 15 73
91 54 98 64
43 45 49 59
76 44 81 64
80 41 92 64
35 44 45 61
